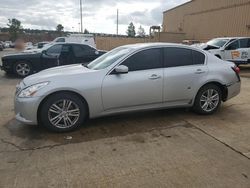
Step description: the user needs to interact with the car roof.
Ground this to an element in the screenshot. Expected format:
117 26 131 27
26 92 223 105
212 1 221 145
50 42 97 49
53 42 87 45
121 42 200 51
213 37 250 40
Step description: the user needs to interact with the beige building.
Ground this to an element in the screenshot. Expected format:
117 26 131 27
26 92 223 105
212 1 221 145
163 0 250 41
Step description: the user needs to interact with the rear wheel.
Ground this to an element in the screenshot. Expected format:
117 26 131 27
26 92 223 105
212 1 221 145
14 61 32 77
40 92 87 132
193 84 222 114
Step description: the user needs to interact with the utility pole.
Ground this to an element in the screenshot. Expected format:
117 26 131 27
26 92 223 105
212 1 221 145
80 0 83 33
116 9 119 36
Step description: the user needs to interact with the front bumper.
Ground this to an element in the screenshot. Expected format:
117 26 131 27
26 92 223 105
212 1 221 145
226 81 241 101
0 63 12 72
14 96 43 125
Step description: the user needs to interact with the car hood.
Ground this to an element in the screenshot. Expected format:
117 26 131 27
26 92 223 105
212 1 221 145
192 43 220 50
23 64 95 86
2 50 40 59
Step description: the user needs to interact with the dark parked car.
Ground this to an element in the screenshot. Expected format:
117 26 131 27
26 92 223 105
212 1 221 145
0 43 106 77
0 41 4 51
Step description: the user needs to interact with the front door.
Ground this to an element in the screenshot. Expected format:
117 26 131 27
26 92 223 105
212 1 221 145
102 48 164 111
224 40 241 62
42 44 63 69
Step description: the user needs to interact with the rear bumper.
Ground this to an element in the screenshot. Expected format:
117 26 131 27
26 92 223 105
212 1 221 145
226 81 241 101
231 60 249 65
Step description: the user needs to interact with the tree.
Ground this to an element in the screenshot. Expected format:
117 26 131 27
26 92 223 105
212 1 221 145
56 24 64 32
7 18 22 41
84 29 89 34
56 24 64 36
137 25 146 37
126 22 136 37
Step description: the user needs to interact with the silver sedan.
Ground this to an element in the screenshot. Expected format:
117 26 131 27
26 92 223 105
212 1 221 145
14 43 241 132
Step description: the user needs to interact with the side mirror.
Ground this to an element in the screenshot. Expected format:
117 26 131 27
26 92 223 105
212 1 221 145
114 65 128 74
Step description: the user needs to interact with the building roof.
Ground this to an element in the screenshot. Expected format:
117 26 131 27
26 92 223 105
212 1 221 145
163 0 193 13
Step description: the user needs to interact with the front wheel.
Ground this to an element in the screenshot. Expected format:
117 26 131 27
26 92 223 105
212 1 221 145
40 92 87 132
193 84 222 115
14 61 32 77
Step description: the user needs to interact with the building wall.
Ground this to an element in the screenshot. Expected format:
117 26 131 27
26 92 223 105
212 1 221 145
96 33 185 51
163 0 250 41
95 36 156 51
1 33 185 51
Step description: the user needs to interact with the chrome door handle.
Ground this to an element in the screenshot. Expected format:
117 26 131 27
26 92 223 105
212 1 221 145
149 74 161 80
195 69 205 74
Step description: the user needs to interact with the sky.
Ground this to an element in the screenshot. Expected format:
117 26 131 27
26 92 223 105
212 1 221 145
0 0 189 35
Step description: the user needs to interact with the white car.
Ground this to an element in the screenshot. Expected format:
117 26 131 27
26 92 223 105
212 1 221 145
4 41 13 48
53 34 96 48
14 43 241 132
195 37 250 65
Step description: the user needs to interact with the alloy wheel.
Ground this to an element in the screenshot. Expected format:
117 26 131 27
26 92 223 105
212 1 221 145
48 99 80 129
200 89 220 112
16 63 31 76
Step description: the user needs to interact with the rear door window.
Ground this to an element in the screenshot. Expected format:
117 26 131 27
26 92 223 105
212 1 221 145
73 45 94 57
192 50 205 65
239 38 250 48
164 47 205 67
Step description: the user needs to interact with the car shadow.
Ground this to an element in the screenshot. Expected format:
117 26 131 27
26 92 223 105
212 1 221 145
4 108 192 150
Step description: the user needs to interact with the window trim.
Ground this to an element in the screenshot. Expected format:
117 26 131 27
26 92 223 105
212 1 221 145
163 47 207 68
107 47 164 75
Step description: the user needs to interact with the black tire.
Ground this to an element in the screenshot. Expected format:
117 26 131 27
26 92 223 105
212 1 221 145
14 61 32 77
40 92 87 132
193 84 222 115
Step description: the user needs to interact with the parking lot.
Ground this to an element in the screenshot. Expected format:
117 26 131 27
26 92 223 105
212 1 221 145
0 49 250 187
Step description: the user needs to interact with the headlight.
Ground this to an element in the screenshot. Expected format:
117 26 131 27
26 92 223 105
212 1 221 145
18 82 49 98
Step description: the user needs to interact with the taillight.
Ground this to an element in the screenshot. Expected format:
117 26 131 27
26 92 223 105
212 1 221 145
232 66 240 81
232 66 240 74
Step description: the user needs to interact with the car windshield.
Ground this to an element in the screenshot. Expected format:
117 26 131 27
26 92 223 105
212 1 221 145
87 47 131 70
207 39 230 47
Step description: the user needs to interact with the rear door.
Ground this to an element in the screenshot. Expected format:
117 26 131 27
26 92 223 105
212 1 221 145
163 47 208 105
72 44 97 65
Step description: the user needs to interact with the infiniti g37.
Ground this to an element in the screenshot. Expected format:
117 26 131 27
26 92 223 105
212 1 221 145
14 43 241 132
